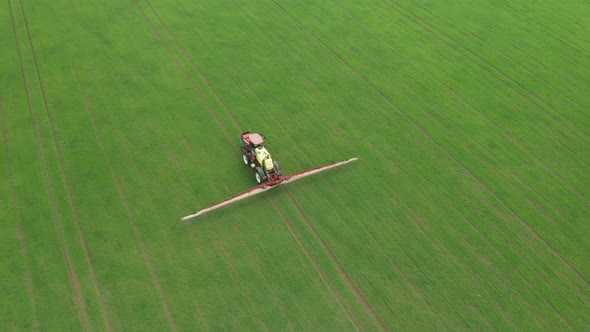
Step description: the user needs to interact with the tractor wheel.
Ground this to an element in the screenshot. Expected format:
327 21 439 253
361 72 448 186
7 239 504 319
273 161 282 175
255 168 264 184
242 154 249 165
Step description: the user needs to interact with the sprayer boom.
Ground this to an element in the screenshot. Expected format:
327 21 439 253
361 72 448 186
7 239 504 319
181 158 357 220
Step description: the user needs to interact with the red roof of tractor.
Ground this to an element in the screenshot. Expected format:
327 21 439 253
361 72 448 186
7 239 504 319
249 133 264 145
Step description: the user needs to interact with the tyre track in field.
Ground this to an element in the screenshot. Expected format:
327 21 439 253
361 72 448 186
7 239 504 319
150 116 272 328
70 4 204 326
8 0 87 329
437 78 590 212
280 186 387 331
230 4 584 323
141 84 285 328
167 65 362 328
211 216 263 331
385 0 590 141
271 0 590 289
228 7 390 325
292 83 489 326
319 1 586 162
394 88 589 315
497 30 587 104
168 137 213 331
224 4 387 325
503 2 590 55
269 196 363 331
193 297 210 331
458 81 587 209
166 76 320 329
247 22 512 320
18 1 114 329
116 132 182 330
0 93 39 329
390 187 522 326
465 25 586 111
73 69 177 332
182 139 253 325
232 56 387 328
320 179 438 327
145 0 584 326
141 0 243 132
435 65 590 171
302 0 588 154
252 3 584 324
446 197 582 329
335 0 590 172
232 28 494 326
75 0 241 323
131 0 236 149
237 223 298 331
399 77 581 216
278 52 486 296
237 61 406 327
228 70 368 329
147 0 374 326
146 117 200 207
322 0 588 152
314 168 431 310
397 81 590 295
408 1 590 136
514 268 577 329
165 107 264 326
300 91 557 328
512 42 588 98
384 142 588 324
387 189 576 329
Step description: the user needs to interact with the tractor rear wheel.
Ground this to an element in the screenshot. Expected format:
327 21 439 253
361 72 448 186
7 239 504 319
255 168 264 184
273 161 282 175
242 154 249 165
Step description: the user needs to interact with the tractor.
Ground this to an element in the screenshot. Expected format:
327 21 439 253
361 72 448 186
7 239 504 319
240 132 282 184
181 131 358 220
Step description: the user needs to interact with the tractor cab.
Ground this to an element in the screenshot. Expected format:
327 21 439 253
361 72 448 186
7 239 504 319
241 132 265 149
240 132 267 166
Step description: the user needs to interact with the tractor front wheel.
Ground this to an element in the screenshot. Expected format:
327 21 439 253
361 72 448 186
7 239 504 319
242 154 249 165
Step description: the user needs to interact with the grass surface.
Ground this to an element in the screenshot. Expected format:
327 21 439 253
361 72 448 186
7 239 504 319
1 0 589 330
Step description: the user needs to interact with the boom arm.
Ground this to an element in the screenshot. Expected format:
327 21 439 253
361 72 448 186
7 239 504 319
181 157 358 220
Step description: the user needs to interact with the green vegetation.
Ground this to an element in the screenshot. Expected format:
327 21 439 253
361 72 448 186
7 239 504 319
1 0 588 330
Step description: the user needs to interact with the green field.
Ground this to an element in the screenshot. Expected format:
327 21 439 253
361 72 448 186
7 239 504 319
1 0 589 330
